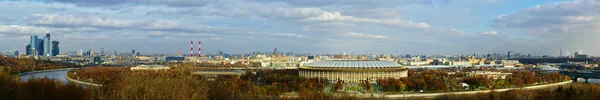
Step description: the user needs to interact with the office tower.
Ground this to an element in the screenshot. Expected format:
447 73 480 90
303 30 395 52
87 50 94 57
559 48 563 57
77 49 83 56
45 34 50 57
37 38 45 56
132 49 136 56
29 35 38 55
273 47 278 56
13 49 19 57
507 51 512 59
25 44 31 55
51 41 59 56
101 48 105 56
217 48 221 56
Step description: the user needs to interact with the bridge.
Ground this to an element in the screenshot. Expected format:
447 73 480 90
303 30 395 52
559 70 600 83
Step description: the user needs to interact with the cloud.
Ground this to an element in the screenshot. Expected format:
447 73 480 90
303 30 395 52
346 32 389 39
482 31 498 35
50 27 100 33
27 14 144 29
27 14 247 35
249 0 450 8
493 0 600 35
48 0 214 7
269 33 305 38
0 25 49 35
492 0 600 55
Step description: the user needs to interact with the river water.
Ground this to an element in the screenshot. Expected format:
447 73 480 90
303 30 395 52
20 69 71 83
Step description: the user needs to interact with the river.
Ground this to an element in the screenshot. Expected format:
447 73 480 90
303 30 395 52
19 68 73 83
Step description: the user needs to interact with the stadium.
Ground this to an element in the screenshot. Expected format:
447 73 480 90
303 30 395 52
299 60 408 83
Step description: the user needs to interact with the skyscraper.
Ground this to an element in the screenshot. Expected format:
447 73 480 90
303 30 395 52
37 38 44 56
273 47 278 56
45 34 50 57
13 49 19 57
25 44 31 55
507 51 512 59
132 49 136 56
101 48 105 56
29 35 38 55
51 41 59 56
77 49 83 56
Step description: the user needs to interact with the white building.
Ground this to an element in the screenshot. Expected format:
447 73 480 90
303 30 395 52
130 65 171 71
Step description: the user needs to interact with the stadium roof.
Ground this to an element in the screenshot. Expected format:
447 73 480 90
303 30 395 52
304 60 402 68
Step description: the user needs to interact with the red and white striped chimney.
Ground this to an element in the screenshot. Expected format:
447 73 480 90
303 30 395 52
190 41 194 57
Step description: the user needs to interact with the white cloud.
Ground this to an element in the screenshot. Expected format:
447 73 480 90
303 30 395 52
346 32 389 39
0 25 49 35
27 14 247 35
302 11 432 29
494 0 600 35
28 14 143 28
51 27 100 33
482 31 498 35
269 33 306 38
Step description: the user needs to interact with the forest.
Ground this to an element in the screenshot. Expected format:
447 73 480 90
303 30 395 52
436 83 600 100
0 56 78 74
376 69 570 93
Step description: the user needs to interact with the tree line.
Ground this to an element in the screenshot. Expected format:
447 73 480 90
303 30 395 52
0 56 78 74
377 69 571 93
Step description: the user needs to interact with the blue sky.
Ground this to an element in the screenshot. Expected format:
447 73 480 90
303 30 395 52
1 0 598 56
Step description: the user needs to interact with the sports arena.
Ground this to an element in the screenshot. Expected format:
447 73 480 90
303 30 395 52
299 60 408 83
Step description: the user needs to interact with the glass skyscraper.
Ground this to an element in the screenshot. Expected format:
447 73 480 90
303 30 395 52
29 35 38 55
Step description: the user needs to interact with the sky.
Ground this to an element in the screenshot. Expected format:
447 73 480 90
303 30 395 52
0 0 598 56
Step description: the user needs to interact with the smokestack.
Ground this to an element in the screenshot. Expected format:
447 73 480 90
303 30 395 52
198 41 201 57
190 41 194 57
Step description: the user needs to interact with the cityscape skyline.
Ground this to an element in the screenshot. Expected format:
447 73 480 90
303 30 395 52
1 0 599 56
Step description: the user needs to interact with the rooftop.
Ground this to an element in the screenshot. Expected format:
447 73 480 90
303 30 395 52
304 60 403 68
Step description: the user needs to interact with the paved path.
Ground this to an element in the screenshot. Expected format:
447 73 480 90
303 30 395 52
385 81 572 99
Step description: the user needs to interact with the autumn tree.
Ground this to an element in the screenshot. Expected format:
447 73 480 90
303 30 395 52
334 80 344 91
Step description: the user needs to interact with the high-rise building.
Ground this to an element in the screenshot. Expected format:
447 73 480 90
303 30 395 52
25 44 31 55
132 49 136 56
487 51 492 59
29 35 38 55
273 47 278 56
37 38 44 56
51 41 59 56
77 49 83 56
559 48 563 57
101 48 105 56
45 34 50 57
13 49 19 57
507 51 512 59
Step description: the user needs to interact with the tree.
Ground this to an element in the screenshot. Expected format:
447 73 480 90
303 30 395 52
362 80 371 91
334 80 344 91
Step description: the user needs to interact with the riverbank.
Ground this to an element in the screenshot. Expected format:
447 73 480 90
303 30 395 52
65 73 103 87
385 80 572 99
18 68 75 76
